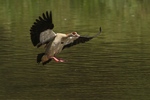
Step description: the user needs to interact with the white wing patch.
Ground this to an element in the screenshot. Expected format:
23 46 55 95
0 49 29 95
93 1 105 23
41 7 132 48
40 29 56 43
64 36 78 45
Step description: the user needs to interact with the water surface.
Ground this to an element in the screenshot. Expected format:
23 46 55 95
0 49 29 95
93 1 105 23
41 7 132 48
0 0 150 100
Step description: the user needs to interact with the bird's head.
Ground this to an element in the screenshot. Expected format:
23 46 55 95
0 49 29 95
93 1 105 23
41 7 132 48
67 32 80 37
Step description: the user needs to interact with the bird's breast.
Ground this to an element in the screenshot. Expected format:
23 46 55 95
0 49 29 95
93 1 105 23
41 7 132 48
45 35 65 56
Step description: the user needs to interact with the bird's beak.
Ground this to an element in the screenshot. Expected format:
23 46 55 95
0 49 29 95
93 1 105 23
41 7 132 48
76 34 80 37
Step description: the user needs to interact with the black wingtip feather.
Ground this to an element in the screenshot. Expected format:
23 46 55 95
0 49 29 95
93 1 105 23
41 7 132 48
42 13 46 19
92 27 102 38
99 27 102 33
30 11 54 46
46 11 49 18
62 27 102 50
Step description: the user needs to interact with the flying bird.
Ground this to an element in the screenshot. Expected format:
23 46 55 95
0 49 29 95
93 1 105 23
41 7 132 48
30 11 102 65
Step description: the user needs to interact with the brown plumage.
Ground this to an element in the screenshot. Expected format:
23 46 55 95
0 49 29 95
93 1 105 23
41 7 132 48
30 11 102 65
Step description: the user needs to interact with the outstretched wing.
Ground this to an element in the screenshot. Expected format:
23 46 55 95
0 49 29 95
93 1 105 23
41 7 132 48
62 27 102 50
30 11 55 47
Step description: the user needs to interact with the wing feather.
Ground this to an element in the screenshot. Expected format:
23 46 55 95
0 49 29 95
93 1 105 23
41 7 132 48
42 13 46 19
30 11 54 47
62 27 102 50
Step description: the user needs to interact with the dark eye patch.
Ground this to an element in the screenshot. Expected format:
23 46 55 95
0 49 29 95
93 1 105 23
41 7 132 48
72 32 76 35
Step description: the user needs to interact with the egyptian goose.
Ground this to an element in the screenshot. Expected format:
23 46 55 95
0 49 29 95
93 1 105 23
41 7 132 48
30 11 101 65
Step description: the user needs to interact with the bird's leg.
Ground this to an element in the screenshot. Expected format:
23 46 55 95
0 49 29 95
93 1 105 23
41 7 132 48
51 57 59 62
51 57 65 62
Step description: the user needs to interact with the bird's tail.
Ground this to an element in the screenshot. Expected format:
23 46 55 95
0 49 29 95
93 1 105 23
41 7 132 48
37 53 52 65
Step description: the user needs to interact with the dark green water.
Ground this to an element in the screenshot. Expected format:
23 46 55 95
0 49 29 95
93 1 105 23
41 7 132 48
0 0 150 100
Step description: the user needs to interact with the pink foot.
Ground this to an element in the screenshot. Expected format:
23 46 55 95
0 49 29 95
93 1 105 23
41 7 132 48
59 59 65 62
